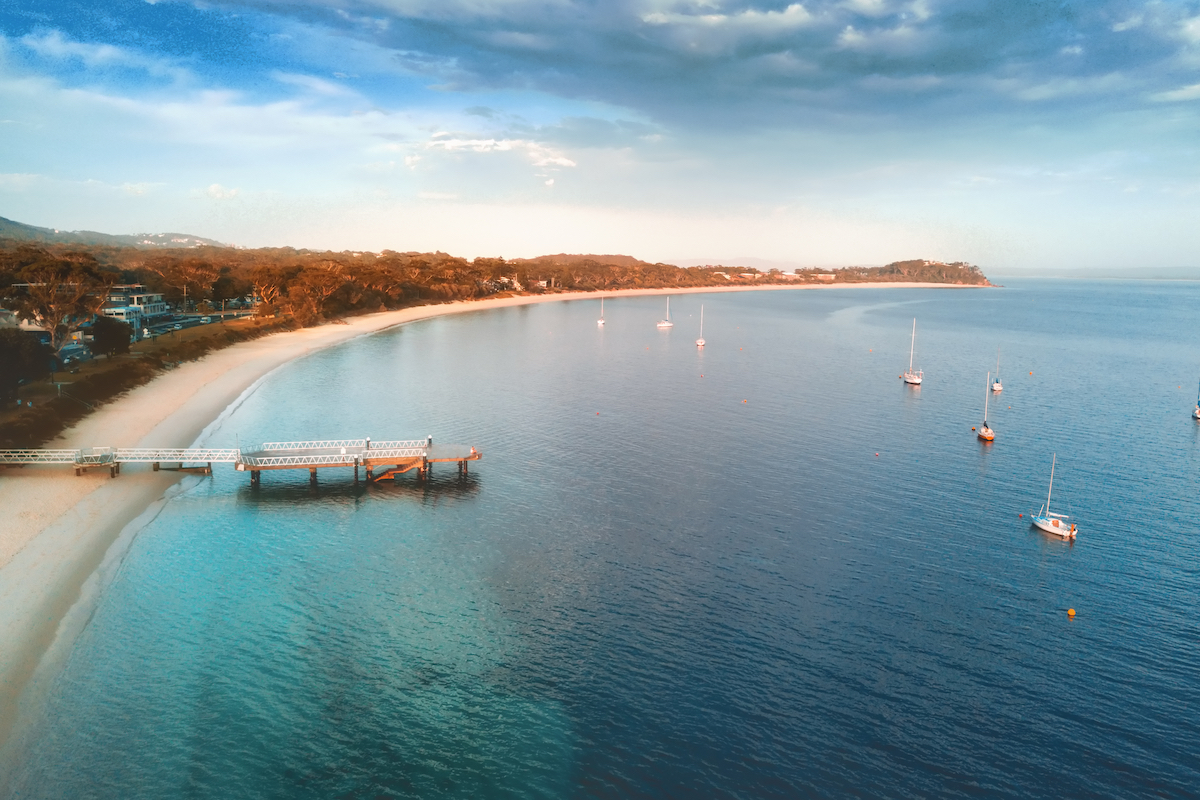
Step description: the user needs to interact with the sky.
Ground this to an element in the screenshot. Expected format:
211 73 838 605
1 0 1199 269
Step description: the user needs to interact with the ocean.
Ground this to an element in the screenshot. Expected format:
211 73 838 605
4 280 1199 798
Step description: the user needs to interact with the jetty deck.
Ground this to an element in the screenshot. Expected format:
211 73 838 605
0 436 480 485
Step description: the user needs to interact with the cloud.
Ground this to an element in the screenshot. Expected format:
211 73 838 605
424 136 577 167
206 183 240 199
1152 83 1200 102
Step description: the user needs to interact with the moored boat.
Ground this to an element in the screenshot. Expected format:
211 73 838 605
977 371 995 441
901 318 923 385
657 297 674 328
1031 453 1077 539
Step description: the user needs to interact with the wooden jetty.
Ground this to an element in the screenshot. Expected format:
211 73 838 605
0 436 481 484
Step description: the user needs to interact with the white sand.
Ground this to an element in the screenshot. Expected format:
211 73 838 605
0 281 979 745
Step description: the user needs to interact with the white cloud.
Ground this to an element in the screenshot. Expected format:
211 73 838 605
1152 83 1200 102
207 183 240 199
272 71 361 98
19 30 189 82
425 137 577 167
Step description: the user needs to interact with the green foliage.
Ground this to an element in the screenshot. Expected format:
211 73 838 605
0 246 119 348
91 315 132 358
0 328 53 403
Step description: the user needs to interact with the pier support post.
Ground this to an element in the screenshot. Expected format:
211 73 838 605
251 470 260 487
205 462 211 475
115 463 121 476
309 467 318 485
354 463 359 485
366 466 374 482
153 462 159 471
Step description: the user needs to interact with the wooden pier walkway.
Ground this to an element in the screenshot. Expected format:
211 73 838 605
0 436 480 484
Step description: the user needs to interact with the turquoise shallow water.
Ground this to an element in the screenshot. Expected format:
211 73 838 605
5 280 1200 798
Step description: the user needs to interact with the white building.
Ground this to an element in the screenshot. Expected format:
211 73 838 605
102 285 168 329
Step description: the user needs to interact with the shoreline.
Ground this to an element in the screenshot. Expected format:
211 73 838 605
0 280 982 751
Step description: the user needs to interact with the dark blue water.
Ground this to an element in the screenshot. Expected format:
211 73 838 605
6 280 1200 798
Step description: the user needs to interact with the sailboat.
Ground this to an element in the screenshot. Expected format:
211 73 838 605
1031 453 1077 539
657 296 674 328
597 298 605 327
1192 377 1199 420
696 304 705 348
992 349 1003 392
977 371 994 441
901 318 923 385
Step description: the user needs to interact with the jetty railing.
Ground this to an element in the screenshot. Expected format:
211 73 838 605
0 449 83 464
116 448 240 462
1 435 481 484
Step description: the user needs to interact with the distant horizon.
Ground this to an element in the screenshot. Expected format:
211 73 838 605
7 212 1200 279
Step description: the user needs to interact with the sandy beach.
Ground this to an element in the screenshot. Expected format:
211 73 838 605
0 281 976 749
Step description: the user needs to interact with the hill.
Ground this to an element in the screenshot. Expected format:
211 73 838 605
0 216 226 249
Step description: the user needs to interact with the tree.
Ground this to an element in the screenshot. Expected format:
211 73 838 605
90 315 132 358
143 257 218 309
0 328 53 403
2 255 115 349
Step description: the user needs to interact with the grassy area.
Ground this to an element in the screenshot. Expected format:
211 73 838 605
0 316 297 448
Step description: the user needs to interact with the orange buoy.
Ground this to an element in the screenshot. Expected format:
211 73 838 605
875 453 879 456
1068 608 1076 617
971 427 976 431
742 399 747 403
1029 371 1032 375
1018 513 1023 517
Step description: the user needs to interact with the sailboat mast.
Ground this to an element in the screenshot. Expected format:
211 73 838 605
1047 453 1056 512
909 318 916 372
996 348 1001 381
700 305 704 337
984 372 990 423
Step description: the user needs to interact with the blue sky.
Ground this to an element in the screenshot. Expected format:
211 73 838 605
2 0 1199 268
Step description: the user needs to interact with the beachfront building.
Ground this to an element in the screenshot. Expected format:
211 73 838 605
102 285 168 331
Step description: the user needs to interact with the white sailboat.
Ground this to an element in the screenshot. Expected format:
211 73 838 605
901 318 923 385
977 371 994 441
992 348 1002 392
597 298 605 327
1192 377 1199 420
657 296 674 328
1031 453 1077 539
696 304 705 348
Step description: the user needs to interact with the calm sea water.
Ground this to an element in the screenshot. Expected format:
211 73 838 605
5 280 1200 798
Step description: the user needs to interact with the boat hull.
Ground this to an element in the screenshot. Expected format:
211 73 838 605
992 382 1002 392
1032 516 1076 538
977 427 994 441
902 372 922 385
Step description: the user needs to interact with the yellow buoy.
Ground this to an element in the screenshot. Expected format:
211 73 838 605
1068 608 1076 618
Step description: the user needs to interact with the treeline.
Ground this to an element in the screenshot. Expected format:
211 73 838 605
1 240 991 335
813 260 991 284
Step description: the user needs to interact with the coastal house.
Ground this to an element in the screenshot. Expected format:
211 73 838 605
102 285 168 331
816 274 836 282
